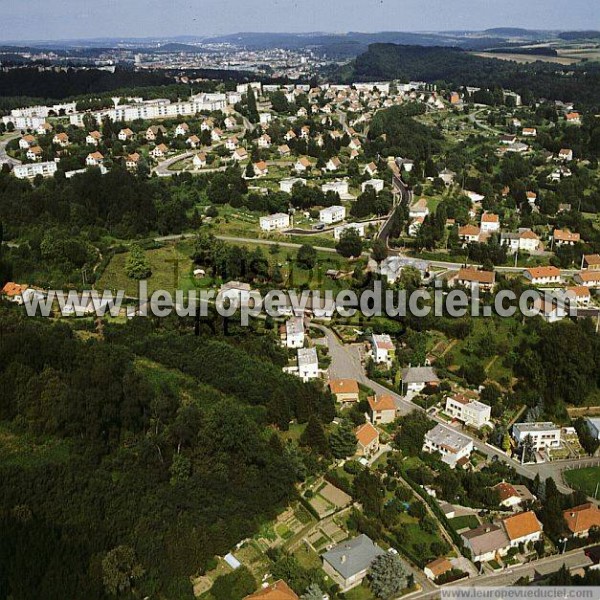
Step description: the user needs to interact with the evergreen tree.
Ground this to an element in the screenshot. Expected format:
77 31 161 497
300 415 329 456
246 85 259 123
301 583 325 600
369 552 408 599
125 244 152 280
329 420 357 459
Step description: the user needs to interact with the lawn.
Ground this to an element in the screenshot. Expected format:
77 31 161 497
448 515 480 531
564 466 600 498
0 423 71 469
96 242 196 297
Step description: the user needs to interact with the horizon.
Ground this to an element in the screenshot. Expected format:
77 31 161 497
1 0 598 43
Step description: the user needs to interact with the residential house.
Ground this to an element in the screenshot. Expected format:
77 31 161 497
566 286 591 306
512 422 561 450
297 347 319 382
259 113 272 127
125 153 140 170
36 122 53 136
563 504 600 538
326 157 342 172
501 229 540 254
565 112 581 124
284 129 297 142
553 229 580 246
458 225 481 244
364 162 378 177
211 128 223 142
453 268 496 292
146 125 167 141
533 297 566 323
200 118 214 131
174 123 189 137
461 524 511 563
583 255 600 270
219 281 253 306
118 128 134 141
26 146 43 162
243 580 299 600
279 178 305 194
401 365 439 394
224 117 237 130
423 423 474 469
150 143 169 159
500 134 517 145
329 379 360 404
334 223 366 241
232 148 248 162
445 394 491 429
371 333 395 366
424 558 453 581
574 271 600 288
493 482 535 510
253 161 269 177
186 135 201 148
368 394 397 425
502 511 543 547
294 157 312 173
355 422 380 458
1 282 29 304
558 148 574 162
408 217 424 237
258 134 271 149
409 198 430 220
321 535 385 591
362 179 384 193
524 266 561 285
19 134 36 150
278 144 291 157
193 153 207 169
439 169 456 186
259 213 290 232
225 136 239 151
86 151 104 167
284 316 305 349
319 205 346 225
349 138 362 151
52 132 70 147
522 127 537 137
480 213 500 233
322 180 350 196
85 130 102 146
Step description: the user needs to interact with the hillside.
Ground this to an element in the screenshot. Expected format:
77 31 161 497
333 43 600 109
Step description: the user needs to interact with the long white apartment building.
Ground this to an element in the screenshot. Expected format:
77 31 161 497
69 93 227 127
319 205 346 225
13 161 58 179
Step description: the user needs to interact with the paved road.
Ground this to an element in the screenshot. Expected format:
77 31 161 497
413 548 592 599
0 133 21 167
314 324 594 496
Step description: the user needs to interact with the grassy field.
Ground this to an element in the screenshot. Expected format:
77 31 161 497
0 423 71 469
449 515 480 531
564 466 600 497
96 242 196 297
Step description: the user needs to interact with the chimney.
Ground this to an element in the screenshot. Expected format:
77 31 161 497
341 555 347 564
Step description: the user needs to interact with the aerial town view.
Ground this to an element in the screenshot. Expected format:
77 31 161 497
1 1 600 599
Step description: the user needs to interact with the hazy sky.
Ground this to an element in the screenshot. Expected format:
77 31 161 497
1 0 598 42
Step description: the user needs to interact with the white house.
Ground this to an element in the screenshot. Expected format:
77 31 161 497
334 223 366 241
401 365 439 394
408 198 429 219
445 394 491 429
319 205 346 225
480 213 500 233
361 179 384 193
524 266 561 285
259 213 290 232
280 178 305 194
297 347 319 382
285 316 305 349
371 333 395 366
322 180 349 196
502 511 543 547
501 229 540 254
423 423 474 469
225 137 239 151
193 153 207 169
512 422 561 450
257 134 271 149
174 123 189 137
85 131 102 146
86 152 104 167
326 157 342 172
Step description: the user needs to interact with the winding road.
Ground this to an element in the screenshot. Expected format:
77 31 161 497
0 133 21 168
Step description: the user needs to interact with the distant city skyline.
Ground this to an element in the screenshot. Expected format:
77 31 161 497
1 0 598 43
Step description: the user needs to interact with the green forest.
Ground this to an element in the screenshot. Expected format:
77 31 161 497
0 310 334 599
